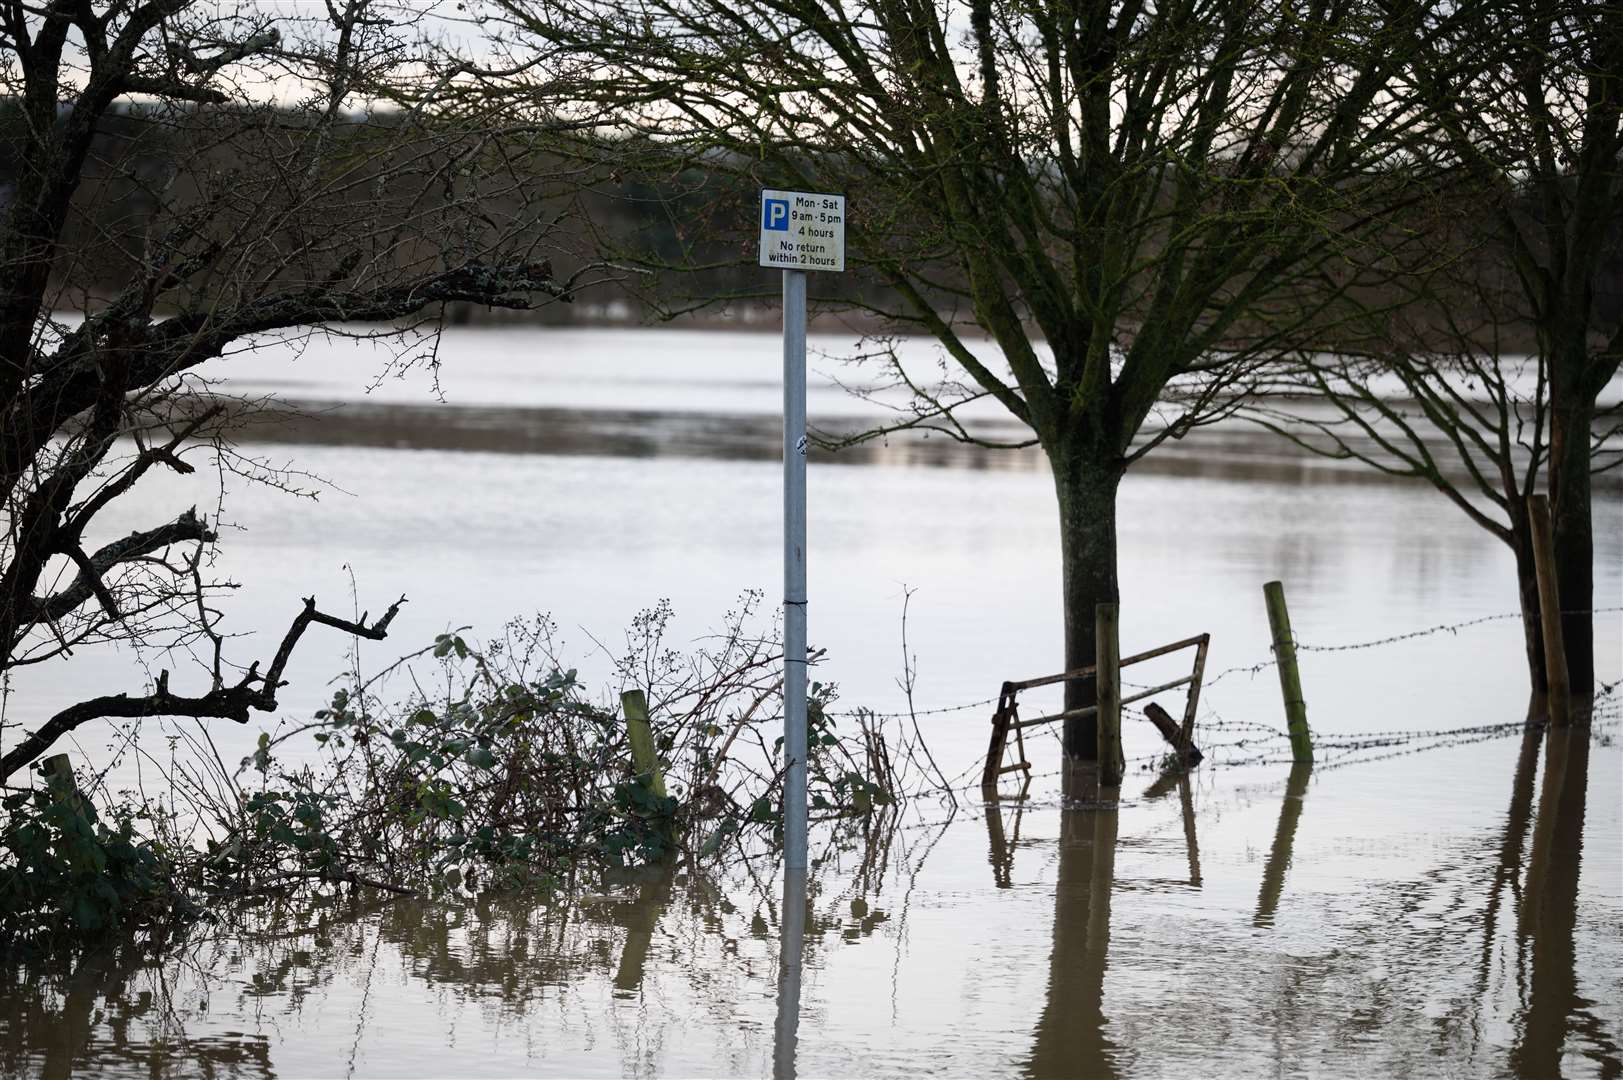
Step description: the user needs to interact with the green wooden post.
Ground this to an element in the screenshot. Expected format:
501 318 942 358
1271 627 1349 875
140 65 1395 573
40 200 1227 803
1095 603 1124 787
1263 581 1313 763
38 754 95 839
40 754 87 817
620 689 666 798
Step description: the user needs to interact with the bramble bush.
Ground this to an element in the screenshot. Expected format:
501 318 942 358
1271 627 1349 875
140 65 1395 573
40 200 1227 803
0 785 182 947
1 597 933 951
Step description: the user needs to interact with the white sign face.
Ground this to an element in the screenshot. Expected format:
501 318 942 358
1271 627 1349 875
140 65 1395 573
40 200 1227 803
759 190 845 272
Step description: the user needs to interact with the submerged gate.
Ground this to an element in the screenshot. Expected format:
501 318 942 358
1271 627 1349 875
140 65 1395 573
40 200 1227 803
982 633 1209 788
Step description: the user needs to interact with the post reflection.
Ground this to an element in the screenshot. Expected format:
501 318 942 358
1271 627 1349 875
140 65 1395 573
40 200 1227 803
985 776 1031 888
7 936 278 1080
1254 761 1312 927
1141 765 1202 888
612 864 677 994
1178 773 1202 888
1474 722 1543 993
773 869 809 1080
1509 714 1619 1075
1025 766 1121 1080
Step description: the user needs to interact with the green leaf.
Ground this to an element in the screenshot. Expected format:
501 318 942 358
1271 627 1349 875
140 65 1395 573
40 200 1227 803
699 829 727 857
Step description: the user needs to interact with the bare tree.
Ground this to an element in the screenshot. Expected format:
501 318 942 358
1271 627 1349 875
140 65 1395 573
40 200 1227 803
0 0 592 781
1247 208 1619 695
457 0 1467 758
1250 1 1622 694
1401 0 1620 692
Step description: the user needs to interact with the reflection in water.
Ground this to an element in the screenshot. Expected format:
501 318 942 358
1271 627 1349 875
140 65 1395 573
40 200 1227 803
985 776 1031 888
1254 761 1313 927
220 396 1499 487
774 870 809 1080
613 863 677 994
3 718 1619 1077
22 946 267 1080
1027 768 1121 1080
1511 717 1619 1076
1141 766 1203 888
1178 774 1202 888
1475 723 1544 996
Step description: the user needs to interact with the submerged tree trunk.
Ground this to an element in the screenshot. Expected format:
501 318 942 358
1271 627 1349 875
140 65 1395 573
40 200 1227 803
1548 361 1595 693
1053 449 1124 762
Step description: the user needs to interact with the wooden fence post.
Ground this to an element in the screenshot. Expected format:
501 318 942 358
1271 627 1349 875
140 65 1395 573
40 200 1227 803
620 690 667 797
1263 581 1313 764
36 754 95 840
40 753 88 818
1178 634 1210 750
1095 603 1124 787
1527 495 1571 725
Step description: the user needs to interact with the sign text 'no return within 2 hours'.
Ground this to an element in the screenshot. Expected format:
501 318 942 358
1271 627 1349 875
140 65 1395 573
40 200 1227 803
759 190 845 273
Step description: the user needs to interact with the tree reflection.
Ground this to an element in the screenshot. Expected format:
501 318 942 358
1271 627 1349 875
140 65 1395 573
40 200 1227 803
1510 715 1619 1076
1025 767 1121 1080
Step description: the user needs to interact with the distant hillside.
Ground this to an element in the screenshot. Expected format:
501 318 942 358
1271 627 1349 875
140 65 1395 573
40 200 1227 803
4 99 1618 351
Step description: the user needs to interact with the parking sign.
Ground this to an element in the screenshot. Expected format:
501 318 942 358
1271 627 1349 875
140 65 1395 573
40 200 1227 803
758 190 845 272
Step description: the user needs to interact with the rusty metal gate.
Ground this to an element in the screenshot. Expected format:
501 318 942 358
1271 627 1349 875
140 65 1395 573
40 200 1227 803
982 633 1209 788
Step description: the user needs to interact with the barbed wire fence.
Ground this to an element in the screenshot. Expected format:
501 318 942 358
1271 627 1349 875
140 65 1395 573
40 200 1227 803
832 605 1623 800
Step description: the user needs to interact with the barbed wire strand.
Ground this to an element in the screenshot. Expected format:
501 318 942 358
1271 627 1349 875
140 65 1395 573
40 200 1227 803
842 605 1622 711
873 611 1623 803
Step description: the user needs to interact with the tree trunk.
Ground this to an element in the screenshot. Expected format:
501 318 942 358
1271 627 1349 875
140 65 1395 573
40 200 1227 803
1547 361 1595 693
1053 453 1123 762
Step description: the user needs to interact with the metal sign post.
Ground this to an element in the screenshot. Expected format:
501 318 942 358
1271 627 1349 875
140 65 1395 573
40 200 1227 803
759 189 844 873
780 268 809 872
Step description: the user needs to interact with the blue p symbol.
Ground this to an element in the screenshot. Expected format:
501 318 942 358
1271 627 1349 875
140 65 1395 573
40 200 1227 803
763 198 789 231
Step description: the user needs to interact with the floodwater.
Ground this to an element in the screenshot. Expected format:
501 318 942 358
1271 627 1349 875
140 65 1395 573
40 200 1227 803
3 326 1621 1077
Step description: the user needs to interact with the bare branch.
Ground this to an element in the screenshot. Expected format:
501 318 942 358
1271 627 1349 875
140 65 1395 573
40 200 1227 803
0 594 404 781
27 507 216 626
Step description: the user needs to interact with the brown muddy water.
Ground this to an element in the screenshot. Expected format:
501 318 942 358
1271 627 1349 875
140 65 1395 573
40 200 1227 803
3 326 1621 1077
3 722 1618 1077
